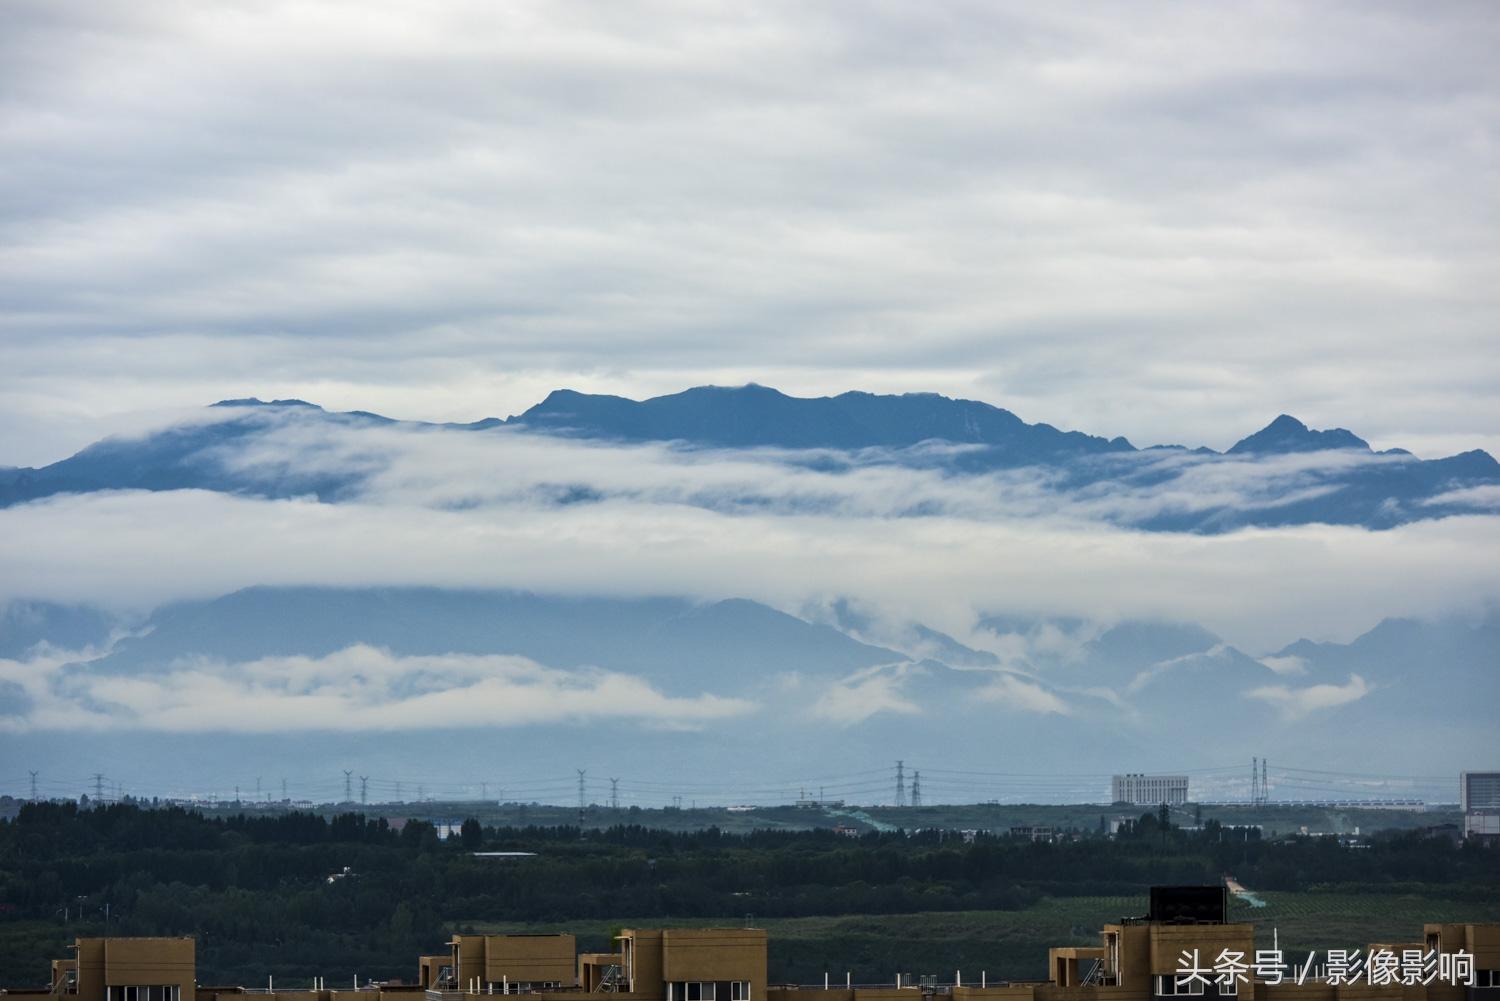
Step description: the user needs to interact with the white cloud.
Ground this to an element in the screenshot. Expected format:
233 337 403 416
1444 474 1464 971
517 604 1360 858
810 665 923 725
1 460 1498 654
974 674 1070 715
1423 484 1500 510
1245 673 1371 719
1258 654 1308 676
0 643 754 734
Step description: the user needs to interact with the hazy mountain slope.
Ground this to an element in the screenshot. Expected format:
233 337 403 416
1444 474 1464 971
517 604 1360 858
75 587 903 693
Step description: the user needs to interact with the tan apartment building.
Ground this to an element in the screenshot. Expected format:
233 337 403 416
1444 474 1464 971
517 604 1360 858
14 906 1496 1001
46 938 196 1001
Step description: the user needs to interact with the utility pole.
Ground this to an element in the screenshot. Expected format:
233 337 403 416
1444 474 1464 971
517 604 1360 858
911 771 922 808
895 760 905 807
359 776 368 805
343 770 353 803
29 770 38 801
610 778 620 810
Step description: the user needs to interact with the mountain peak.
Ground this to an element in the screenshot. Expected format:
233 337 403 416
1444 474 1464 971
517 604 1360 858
210 397 323 411
1227 414 1370 455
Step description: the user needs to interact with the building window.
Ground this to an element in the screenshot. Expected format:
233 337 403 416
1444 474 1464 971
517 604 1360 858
685 983 717 1001
108 987 179 1001
1219 979 1238 996
731 982 751 1001
1156 976 1206 997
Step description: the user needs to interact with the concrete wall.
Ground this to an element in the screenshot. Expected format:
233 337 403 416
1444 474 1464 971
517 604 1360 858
483 935 577 987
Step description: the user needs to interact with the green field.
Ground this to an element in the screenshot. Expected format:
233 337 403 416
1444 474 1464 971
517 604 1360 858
464 891 1500 984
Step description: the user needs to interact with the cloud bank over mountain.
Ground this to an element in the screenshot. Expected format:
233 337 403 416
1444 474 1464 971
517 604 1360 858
1 390 1497 651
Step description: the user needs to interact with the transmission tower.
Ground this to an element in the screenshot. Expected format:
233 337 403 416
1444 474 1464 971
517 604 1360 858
610 778 620 810
29 770 38 801
281 778 287 802
1250 758 1258 805
359 776 368 805
911 771 922 808
343 769 353 803
93 773 105 801
895 760 905 807
1261 759 1269 805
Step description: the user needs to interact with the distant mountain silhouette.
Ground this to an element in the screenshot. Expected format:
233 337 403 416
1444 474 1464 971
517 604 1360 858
1 385 1495 531
1226 414 1370 454
511 385 1135 458
74 586 902 695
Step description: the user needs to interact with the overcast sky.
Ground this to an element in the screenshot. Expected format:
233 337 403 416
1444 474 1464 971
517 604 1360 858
2 0 1497 467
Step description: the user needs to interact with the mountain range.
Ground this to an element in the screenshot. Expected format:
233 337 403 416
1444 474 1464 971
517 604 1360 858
0 385 1495 532
2 586 1493 796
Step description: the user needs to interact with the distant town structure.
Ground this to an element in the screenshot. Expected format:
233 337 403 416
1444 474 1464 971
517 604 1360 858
1110 773 1189 806
1461 770 1500 845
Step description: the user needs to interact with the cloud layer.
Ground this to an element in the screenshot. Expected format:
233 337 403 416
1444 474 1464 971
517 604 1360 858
2 409 1498 652
0 643 753 734
2 1 1497 464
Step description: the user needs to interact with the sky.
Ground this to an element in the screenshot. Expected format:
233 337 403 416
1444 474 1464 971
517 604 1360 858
1 2 1498 794
3 0 1499 467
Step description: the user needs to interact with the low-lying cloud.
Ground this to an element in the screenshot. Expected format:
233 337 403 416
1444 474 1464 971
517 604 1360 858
0 643 754 734
1245 673 1372 720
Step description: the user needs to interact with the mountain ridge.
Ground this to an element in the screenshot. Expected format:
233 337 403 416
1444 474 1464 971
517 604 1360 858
1 385 1495 532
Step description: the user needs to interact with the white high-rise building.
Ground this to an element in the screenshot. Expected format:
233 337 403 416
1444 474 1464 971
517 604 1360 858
1460 771 1500 812
1111 773 1189 806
